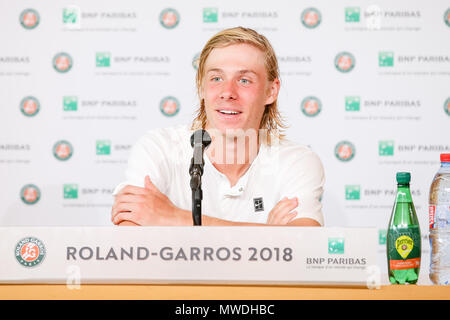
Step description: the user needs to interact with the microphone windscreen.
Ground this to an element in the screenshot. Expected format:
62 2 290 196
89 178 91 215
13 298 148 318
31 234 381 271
190 129 211 148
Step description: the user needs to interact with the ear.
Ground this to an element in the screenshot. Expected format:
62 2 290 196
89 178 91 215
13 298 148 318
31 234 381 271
265 78 280 106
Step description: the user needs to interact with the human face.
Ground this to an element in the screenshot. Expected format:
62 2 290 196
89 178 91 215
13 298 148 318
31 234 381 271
201 43 279 135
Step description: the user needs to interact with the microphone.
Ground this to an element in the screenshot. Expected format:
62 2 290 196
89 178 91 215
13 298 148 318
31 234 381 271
189 129 211 182
189 129 211 226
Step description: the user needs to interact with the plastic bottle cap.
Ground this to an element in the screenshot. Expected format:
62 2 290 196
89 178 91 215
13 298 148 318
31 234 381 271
440 153 450 162
396 172 411 184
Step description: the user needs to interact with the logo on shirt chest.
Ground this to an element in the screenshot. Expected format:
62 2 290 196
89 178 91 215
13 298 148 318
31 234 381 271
253 197 264 212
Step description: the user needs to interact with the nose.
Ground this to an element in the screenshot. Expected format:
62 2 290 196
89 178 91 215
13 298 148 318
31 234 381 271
219 80 237 100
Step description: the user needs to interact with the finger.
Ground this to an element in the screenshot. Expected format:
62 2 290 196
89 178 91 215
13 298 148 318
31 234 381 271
117 220 140 226
114 194 146 204
111 202 138 220
144 175 159 193
274 198 298 213
267 197 296 224
113 211 136 225
117 185 148 196
271 197 291 211
271 210 298 226
281 211 298 225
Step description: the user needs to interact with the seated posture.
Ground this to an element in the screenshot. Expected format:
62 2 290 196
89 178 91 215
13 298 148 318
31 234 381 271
111 27 325 227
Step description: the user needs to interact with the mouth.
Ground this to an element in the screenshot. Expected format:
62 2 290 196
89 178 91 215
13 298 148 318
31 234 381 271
216 109 242 116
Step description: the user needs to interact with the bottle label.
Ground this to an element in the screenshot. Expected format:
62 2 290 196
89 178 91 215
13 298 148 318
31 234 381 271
387 226 421 270
429 205 435 229
429 204 450 229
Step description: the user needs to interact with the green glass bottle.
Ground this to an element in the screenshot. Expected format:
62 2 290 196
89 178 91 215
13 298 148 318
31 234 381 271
386 172 421 284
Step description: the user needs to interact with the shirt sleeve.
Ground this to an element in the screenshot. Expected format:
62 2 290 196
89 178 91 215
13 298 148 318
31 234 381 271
277 147 325 226
112 130 172 195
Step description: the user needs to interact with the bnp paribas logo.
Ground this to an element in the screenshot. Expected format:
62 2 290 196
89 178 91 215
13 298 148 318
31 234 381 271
53 140 73 161
160 8 180 29
335 141 356 162
301 8 321 29
335 52 355 73
345 96 360 111
345 185 360 200
160 96 180 117
19 8 40 30
63 96 78 111
345 7 360 22
64 184 78 199
96 52 111 67
379 229 387 245
444 97 450 116
20 96 40 117
20 184 41 205
15 237 46 268
203 8 218 23
53 52 73 73
328 238 345 254
96 140 111 155
445 8 450 27
301 96 322 117
62 6 81 29
379 51 394 67
379 140 394 156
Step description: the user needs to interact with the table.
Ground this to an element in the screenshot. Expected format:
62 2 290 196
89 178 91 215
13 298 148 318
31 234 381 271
0 284 448 300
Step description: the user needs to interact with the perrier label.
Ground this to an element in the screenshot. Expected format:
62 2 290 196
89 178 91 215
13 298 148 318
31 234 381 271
387 172 421 284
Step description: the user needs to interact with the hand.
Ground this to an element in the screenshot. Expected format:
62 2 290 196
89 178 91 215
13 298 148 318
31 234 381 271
267 197 299 225
111 176 182 226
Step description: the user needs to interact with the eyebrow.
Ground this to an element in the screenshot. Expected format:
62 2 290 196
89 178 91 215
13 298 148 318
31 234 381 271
206 68 258 76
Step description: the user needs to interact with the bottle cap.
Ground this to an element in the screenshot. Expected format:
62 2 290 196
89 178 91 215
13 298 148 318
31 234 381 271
396 172 411 184
440 153 450 162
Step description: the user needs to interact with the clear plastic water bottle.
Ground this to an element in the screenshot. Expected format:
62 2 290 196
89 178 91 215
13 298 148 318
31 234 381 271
429 153 450 285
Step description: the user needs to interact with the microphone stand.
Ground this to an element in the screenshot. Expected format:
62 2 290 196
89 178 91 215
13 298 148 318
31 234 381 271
189 129 211 226
189 161 203 226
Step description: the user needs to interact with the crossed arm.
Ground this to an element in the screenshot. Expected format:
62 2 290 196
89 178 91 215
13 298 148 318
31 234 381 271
111 176 320 227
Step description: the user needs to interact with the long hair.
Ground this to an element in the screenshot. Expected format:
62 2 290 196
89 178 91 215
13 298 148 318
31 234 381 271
192 27 286 144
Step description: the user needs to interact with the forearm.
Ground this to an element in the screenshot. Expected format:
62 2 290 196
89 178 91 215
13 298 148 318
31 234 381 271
173 209 263 226
115 209 320 227
176 209 320 226
203 214 266 226
118 221 139 226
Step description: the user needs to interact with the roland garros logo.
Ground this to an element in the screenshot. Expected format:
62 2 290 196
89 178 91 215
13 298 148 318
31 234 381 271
20 184 41 205
335 141 356 162
445 8 450 27
53 140 73 161
160 8 180 29
160 96 180 117
301 96 322 117
15 237 46 268
301 8 321 29
192 52 200 70
445 97 450 116
19 9 40 30
335 52 355 73
53 52 73 73
20 96 40 117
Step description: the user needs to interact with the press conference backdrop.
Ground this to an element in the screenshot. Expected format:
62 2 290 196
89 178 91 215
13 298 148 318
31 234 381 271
0 0 449 281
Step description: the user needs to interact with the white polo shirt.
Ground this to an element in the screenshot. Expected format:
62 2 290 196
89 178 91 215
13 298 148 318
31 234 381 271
113 124 325 225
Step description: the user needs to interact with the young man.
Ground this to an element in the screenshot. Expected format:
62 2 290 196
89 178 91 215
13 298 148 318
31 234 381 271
111 27 324 226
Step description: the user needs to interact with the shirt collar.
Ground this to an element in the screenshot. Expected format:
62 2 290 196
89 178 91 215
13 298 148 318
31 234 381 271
204 143 267 197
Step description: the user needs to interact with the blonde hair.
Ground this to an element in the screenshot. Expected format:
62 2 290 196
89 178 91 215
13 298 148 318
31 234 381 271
192 27 286 143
